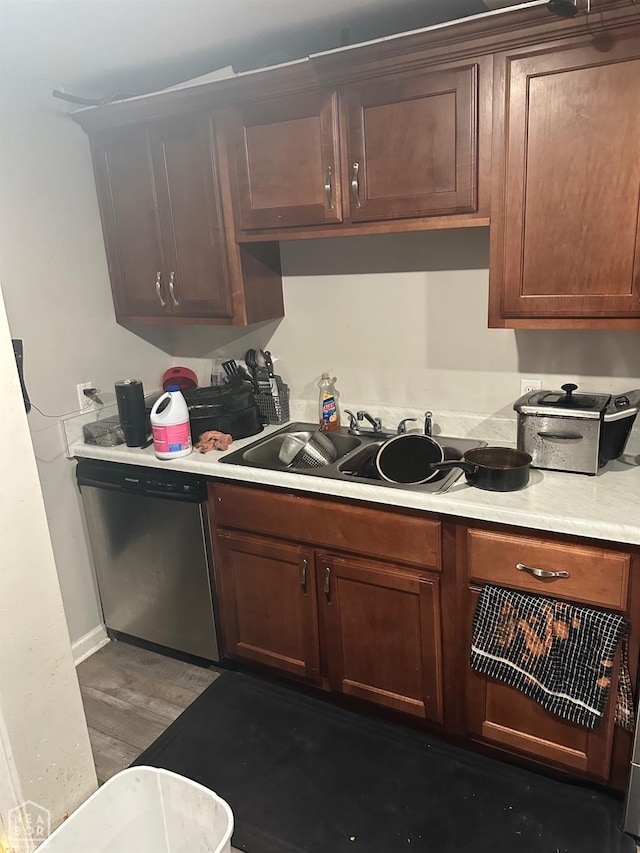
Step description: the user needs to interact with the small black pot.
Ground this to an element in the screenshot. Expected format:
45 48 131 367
426 447 532 492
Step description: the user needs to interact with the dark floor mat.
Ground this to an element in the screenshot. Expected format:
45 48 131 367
133 670 633 853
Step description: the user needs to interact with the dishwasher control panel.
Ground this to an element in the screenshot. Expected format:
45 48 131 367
76 458 207 502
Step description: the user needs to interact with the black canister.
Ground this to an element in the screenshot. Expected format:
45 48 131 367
115 379 148 447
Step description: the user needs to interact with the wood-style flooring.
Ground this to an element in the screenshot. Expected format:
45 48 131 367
77 639 220 784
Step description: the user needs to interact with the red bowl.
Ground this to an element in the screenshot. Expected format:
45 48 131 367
162 366 198 391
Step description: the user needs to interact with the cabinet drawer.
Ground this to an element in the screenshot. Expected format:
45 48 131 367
466 528 629 610
210 483 441 570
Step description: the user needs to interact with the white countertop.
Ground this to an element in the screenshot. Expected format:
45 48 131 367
70 423 640 547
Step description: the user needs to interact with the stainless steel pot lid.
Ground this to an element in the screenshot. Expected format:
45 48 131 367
525 383 610 412
515 384 640 422
514 382 611 418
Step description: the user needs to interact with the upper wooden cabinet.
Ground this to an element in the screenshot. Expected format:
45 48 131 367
91 124 166 320
345 65 478 222
490 33 640 328
228 91 342 229
75 1 639 326
90 114 283 325
225 60 486 236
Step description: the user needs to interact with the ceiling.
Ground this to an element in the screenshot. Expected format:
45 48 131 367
0 0 525 97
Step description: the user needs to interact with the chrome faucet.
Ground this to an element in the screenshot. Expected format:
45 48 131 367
357 410 383 433
424 410 433 437
396 418 417 435
344 409 360 435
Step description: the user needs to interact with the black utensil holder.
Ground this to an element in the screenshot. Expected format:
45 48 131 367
255 380 290 424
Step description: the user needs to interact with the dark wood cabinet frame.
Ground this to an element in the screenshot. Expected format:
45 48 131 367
209 480 639 792
73 1 640 328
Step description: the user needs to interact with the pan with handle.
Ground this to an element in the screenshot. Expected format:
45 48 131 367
424 446 532 491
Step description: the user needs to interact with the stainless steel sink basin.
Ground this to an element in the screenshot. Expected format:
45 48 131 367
220 422 487 494
240 426 361 471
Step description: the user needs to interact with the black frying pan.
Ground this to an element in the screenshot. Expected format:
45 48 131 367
375 434 445 484
425 447 532 492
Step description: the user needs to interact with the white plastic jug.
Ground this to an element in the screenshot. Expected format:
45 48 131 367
150 385 192 460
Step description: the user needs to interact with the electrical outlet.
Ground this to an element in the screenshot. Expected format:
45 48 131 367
520 378 542 396
76 381 95 411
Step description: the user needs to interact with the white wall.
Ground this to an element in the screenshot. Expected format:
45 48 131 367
0 76 172 644
172 230 640 424
273 232 640 415
0 288 97 838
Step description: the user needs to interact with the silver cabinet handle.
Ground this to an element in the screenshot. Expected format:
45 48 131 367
516 562 570 579
168 271 180 307
324 566 331 602
155 271 166 307
324 165 334 211
351 162 361 209
300 558 308 595
537 432 583 441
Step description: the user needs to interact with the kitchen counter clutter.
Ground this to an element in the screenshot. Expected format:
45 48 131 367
71 417 640 546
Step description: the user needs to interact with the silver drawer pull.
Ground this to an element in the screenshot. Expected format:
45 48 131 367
537 432 583 441
155 271 166 307
300 558 308 594
516 562 569 579
351 162 361 209
324 566 331 602
168 271 180 307
324 165 334 211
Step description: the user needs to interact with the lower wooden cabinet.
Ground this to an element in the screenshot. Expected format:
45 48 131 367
460 525 636 783
215 530 320 682
210 482 638 788
210 483 444 722
465 588 617 781
319 553 443 722
214 527 444 723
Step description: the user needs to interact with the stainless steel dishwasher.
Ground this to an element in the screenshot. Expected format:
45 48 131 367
77 458 219 661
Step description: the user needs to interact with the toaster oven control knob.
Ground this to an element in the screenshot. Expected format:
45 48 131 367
614 395 630 409
561 383 578 398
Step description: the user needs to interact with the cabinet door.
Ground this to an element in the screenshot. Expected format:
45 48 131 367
91 125 168 319
493 37 640 320
345 65 478 222
465 588 617 781
149 115 233 319
319 553 443 722
215 530 320 682
229 91 342 229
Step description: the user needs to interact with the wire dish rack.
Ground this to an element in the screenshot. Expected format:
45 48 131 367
255 379 290 425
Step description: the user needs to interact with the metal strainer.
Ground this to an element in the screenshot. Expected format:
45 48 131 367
278 430 337 469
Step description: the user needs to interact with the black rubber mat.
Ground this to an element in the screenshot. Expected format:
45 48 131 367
133 670 634 853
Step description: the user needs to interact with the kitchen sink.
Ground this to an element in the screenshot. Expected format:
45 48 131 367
221 422 487 494
240 426 361 470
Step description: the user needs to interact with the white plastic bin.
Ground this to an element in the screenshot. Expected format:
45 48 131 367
38 766 233 853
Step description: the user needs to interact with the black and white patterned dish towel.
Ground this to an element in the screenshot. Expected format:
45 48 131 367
470 585 635 731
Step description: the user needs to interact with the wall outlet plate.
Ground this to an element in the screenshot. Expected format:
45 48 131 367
76 381 95 411
520 378 542 395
